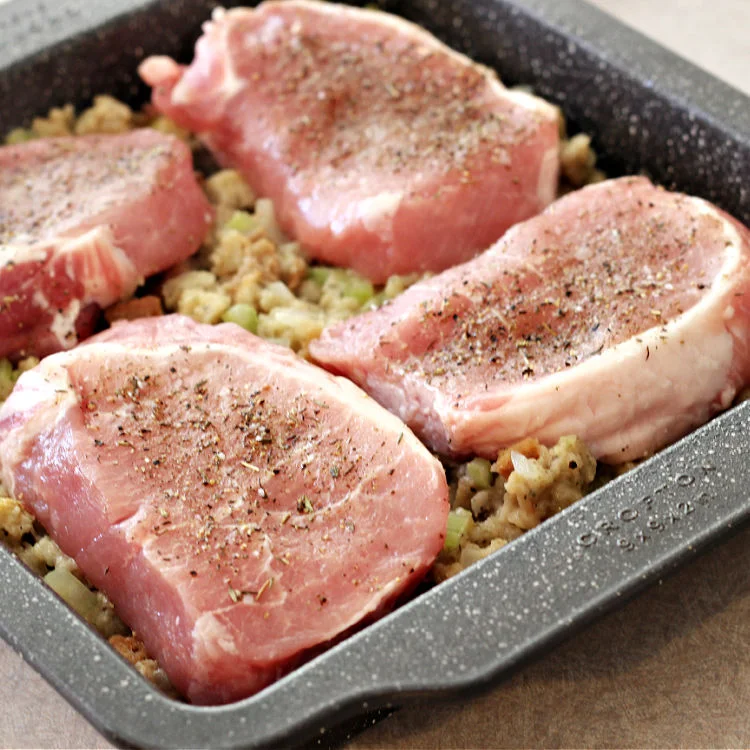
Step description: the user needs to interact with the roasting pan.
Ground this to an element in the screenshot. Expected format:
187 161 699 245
0 0 749 747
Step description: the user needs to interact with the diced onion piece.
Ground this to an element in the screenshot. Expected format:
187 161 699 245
444 508 472 552
44 567 101 623
222 303 259 333
254 198 286 245
510 450 543 481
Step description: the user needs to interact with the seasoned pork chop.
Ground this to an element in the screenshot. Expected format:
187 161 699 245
0 130 212 360
310 177 750 463
139 0 559 282
0 315 448 704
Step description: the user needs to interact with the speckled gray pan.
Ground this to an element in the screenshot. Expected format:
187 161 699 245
0 1 749 748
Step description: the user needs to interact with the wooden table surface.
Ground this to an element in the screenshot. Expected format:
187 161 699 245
1 1 749 747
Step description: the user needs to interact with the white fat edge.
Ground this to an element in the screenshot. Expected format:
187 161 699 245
691 195 745 290
57 228 141 306
70 339 223 360
457 196 746 419
50 299 82 350
501 85 560 120
173 5 247 107
29 287 80 351
21 229 139 351
354 191 403 233
258 12 287 44
0 360 78 498
448 305 735 461
308 186 402 237
192 612 240 656
114 503 155 541
210 5 227 24
0 242 49 267
32 289 50 311
474 308 733 414
536 144 560 206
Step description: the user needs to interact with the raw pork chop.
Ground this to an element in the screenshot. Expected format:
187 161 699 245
310 177 750 463
139 0 560 282
0 130 212 360
0 315 448 704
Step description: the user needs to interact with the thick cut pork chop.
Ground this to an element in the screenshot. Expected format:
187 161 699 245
0 315 448 704
310 177 750 463
0 130 212 360
139 1 560 283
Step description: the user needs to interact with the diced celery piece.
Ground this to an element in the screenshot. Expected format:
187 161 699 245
364 291 387 311
342 275 375 306
308 266 335 286
15 356 39 378
466 457 493 489
5 128 34 145
444 508 472 552
222 303 259 333
0 359 15 401
44 567 100 623
225 210 257 234
310 266 373 304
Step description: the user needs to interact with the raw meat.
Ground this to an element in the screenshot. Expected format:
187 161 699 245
310 177 750 463
139 0 560 283
0 315 448 704
0 130 212 360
